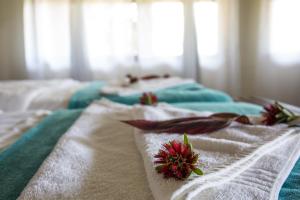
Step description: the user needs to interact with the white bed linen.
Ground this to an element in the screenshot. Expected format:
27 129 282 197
19 100 300 200
0 80 84 112
0 110 50 151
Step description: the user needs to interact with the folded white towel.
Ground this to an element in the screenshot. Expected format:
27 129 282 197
18 100 154 200
101 77 195 96
192 133 300 200
28 80 84 111
133 105 300 200
0 110 50 151
0 79 84 112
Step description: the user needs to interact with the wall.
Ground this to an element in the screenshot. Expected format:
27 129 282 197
0 0 27 80
239 0 300 106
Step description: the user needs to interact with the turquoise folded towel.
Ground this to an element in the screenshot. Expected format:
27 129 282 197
69 82 232 109
68 81 106 109
0 109 82 200
279 159 300 200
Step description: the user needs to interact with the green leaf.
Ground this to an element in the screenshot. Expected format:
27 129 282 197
155 165 164 172
184 133 189 145
193 168 203 176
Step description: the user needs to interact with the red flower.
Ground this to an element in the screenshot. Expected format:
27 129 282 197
262 102 297 125
154 134 203 180
140 92 158 105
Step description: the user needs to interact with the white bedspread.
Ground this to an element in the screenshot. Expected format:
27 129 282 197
18 100 300 200
0 79 84 112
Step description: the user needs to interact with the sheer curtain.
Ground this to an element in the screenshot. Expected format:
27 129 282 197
194 0 241 96
23 0 240 89
3 0 299 104
24 0 184 80
239 0 300 105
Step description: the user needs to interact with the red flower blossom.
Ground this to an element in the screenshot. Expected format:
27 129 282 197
154 134 203 180
140 92 158 105
262 102 297 125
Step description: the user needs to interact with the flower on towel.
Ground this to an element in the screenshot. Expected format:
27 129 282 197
140 92 158 105
154 134 203 180
261 102 297 125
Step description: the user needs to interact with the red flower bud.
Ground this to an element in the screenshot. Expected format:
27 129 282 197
140 92 158 105
261 102 297 125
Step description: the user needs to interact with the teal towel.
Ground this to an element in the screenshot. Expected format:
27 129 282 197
172 102 263 115
68 81 106 109
69 82 233 109
279 159 300 200
0 109 82 200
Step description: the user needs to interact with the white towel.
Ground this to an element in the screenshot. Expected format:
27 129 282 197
133 105 300 200
190 134 300 200
0 79 84 112
0 110 50 151
18 100 154 200
28 80 84 111
101 77 195 96
18 100 300 200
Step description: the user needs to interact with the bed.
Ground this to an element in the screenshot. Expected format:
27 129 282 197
0 78 299 200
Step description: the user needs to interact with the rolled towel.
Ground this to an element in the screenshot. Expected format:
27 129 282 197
101 77 195 96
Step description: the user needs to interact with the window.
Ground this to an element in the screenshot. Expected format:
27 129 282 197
83 1 183 70
24 0 70 71
151 2 184 57
269 0 300 64
24 0 184 76
194 1 219 57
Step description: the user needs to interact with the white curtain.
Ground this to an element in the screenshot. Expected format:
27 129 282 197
237 0 300 105
254 0 300 105
24 0 185 80
194 0 241 96
1 0 300 104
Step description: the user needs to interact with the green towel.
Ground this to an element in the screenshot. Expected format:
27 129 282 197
69 82 233 109
68 81 106 109
172 102 263 115
0 109 82 200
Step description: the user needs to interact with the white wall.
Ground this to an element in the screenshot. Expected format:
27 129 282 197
0 0 26 80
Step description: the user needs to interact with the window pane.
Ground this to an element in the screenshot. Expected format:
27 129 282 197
83 2 137 70
24 0 70 71
270 0 300 63
151 2 184 57
194 1 219 57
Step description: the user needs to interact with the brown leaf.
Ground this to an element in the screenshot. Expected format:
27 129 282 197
122 113 252 134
